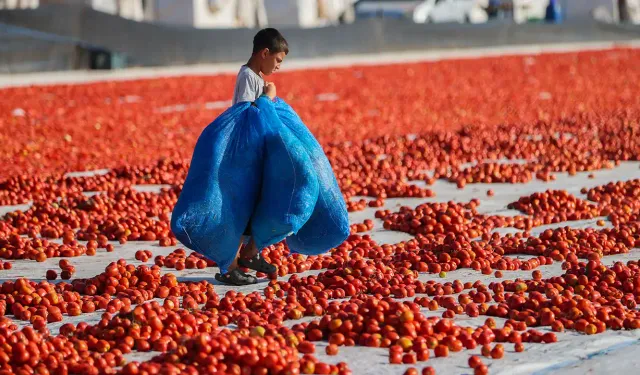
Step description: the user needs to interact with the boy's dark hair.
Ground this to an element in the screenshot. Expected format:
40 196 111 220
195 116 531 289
252 28 289 55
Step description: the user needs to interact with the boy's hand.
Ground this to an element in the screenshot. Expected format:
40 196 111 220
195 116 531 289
264 82 276 100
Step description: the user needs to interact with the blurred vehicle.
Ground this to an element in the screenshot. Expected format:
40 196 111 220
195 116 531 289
153 0 268 28
319 0 357 24
355 0 489 23
613 0 640 23
264 0 356 28
512 0 547 23
414 0 489 23
355 0 422 19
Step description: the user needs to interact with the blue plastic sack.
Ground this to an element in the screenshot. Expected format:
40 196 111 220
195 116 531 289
273 98 350 254
250 97 319 249
171 98 324 274
171 103 265 274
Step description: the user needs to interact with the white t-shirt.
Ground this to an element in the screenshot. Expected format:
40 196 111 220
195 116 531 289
232 65 265 105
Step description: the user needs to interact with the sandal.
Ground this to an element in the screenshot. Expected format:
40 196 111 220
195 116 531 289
215 268 258 286
238 254 277 274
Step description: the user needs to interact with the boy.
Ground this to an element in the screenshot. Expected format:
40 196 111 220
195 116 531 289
216 28 288 286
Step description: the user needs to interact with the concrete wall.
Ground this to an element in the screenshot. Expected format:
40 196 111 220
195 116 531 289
1 4 640 72
566 0 614 20
0 22 91 73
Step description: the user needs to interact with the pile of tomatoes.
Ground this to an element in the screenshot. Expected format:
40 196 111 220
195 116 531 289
0 48 639 374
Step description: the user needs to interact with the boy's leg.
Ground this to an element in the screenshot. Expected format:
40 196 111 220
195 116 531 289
239 218 257 259
226 237 246 272
214 237 257 286
239 236 259 259
237 236 276 274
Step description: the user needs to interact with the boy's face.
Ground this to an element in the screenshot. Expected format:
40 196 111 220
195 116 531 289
259 49 286 76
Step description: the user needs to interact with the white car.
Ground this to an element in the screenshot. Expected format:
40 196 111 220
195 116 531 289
355 0 488 24
414 0 489 23
355 1 427 20
511 0 548 23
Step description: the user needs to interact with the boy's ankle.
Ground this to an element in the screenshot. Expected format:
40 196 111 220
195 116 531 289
240 251 258 259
